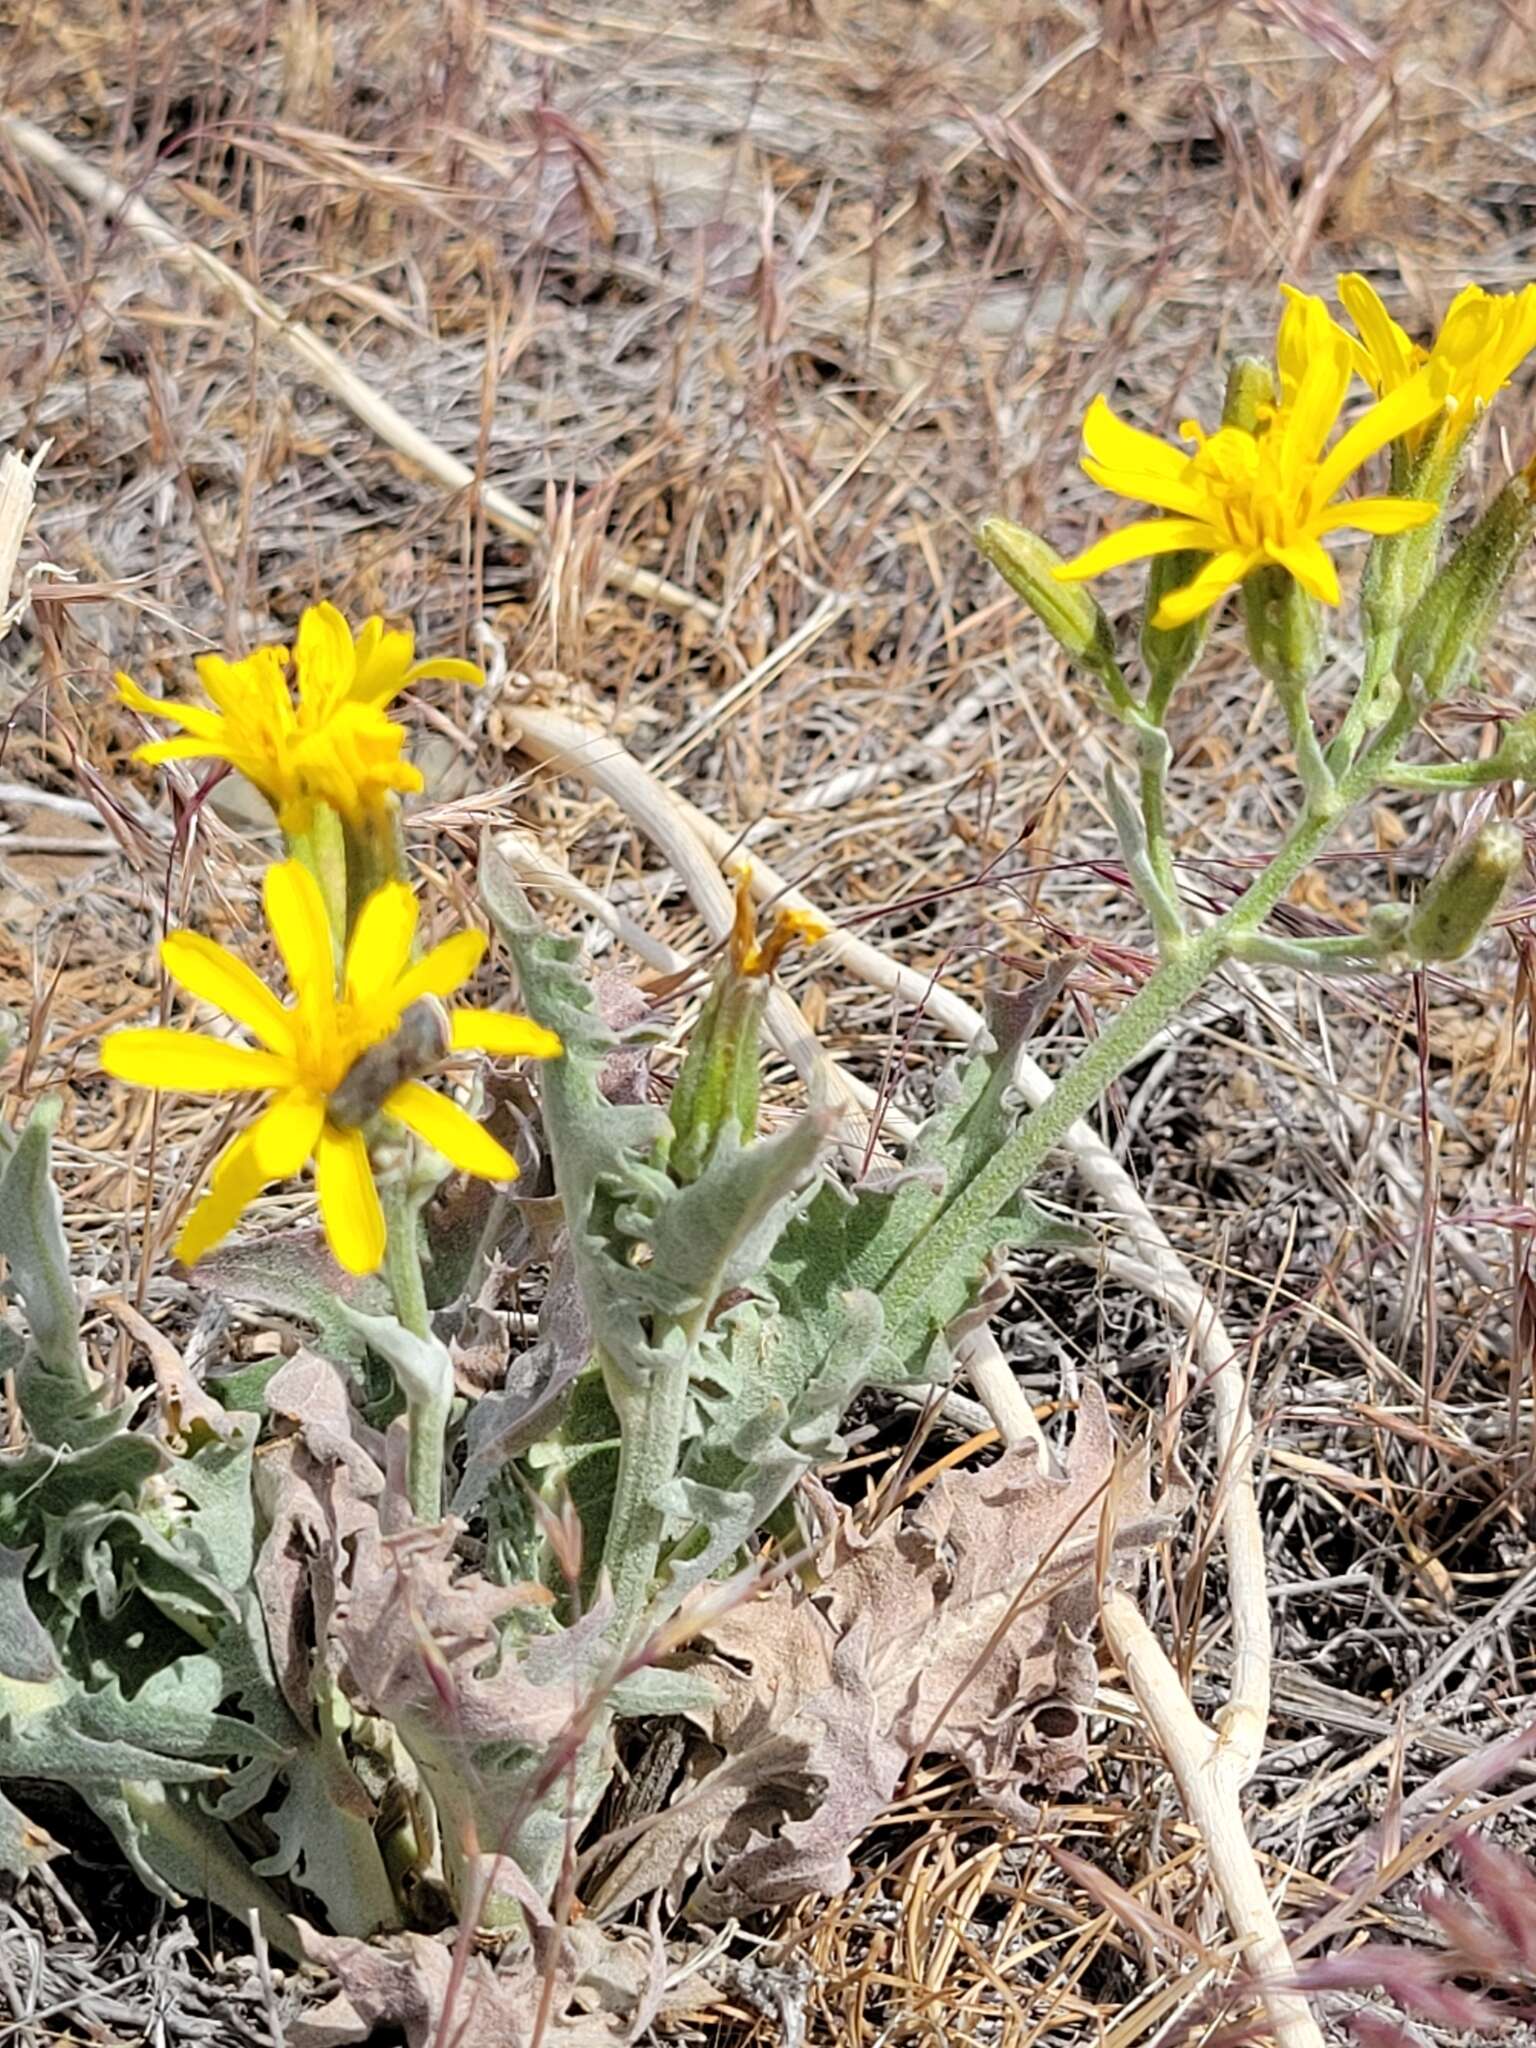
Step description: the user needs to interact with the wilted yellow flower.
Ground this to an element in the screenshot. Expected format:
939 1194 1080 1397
117 603 481 832
1338 274 1536 447
101 861 559 1274
1055 291 1446 627
727 869 830 976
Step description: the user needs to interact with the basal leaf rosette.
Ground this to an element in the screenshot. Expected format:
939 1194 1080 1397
101 861 559 1275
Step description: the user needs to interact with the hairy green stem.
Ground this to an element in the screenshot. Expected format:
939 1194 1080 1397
1133 724 1185 948
1328 633 1397 773
1273 674 1335 807
880 695 1419 1341
382 1183 444 1522
285 803 348 950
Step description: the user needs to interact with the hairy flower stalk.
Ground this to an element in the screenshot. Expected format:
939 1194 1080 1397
601 878 827 1635
958 274 1536 2048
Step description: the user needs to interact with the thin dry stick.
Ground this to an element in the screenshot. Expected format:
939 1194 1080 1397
1104 1589 1322 2048
2 116 717 627
500 698 1316 2043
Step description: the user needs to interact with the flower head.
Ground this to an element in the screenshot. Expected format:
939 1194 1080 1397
728 868 830 977
1055 290 1446 627
117 603 482 832
101 861 559 1274
1338 274 1536 448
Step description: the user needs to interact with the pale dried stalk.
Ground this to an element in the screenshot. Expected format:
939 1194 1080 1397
0 442 59 639
1 117 716 627
501 698 1312 2034
1103 1589 1321 2048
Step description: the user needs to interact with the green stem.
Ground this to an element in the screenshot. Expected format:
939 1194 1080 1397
879 694 1419 1341
382 1182 444 1522
285 803 349 950
1382 758 1505 792
1327 633 1396 774
1229 930 1395 973
598 1344 692 1646
1134 724 1185 946
1273 673 1335 808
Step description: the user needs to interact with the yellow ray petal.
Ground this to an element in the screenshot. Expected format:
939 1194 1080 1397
1338 273 1422 395
264 860 338 998
134 736 239 768
1314 495 1436 537
1313 371 1447 505
1080 459 1209 517
194 646 291 722
1080 397 1190 483
248 1089 325 1177
294 602 358 719
1149 547 1256 628
1279 334 1352 471
404 656 483 687
175 1130 268 1265
348 619 415 707
383 1080 520 1179
1267 539 1340 607
101 1029 292 1093
116 673 226 742
314 1124 386 1274
449 1010 562 1059
159 932 294 1052
1054 516 1219 583
345 883 418 1005
392 930 487 1007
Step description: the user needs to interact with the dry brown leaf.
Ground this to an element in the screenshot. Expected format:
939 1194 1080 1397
335 1519 571 1748
254 1351 386 1726
593 1386 1171 1919
290 1927 616 2048
290 1911 713 2048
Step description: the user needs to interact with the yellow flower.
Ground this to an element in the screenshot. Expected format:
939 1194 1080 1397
101 861 559 1275
116 603 482 832
1338 273 1536 446
1055 292 1446 627
727 867 830 976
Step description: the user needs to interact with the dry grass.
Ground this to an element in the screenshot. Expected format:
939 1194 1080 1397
6 1 1536 2041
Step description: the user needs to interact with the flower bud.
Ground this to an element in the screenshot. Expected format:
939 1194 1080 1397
668 874 828 1184
1242 561 1323 694
1406 821 1523 962
1222 356 1276 433
1398 474 1536 701
1141 549 1210 711
977 518 1120 682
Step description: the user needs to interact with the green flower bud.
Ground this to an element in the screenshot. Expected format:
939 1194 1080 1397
1362 431 1462 651
667 875 827 1185
1406 821 1523 962
1398 474 1536 701
1141 550 1210 714
976 518 1120 683
1242 561 1324 694
1222 356 1276 433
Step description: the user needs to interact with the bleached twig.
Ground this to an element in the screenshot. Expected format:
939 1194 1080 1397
1 117 717 628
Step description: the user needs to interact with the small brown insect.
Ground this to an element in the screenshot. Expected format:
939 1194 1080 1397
328 996 451 1129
